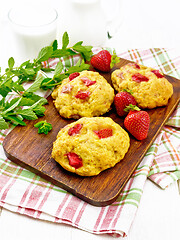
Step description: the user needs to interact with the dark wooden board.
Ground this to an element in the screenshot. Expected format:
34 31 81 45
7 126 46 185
3 59 180 206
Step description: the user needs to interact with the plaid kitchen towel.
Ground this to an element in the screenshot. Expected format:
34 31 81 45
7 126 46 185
0 48 179 238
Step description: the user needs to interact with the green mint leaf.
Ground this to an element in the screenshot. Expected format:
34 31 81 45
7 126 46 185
0 98 5 111
24 68 35 75
54 73 67 82
0 85 11 97
16 109 38 120
34 120 52 134
72 44 93 61
26 73 45 93
62 32 69 49
50 49 76 58
66 59 90 74
4 115 26 126
4 97 21 110
36 46 53 63
20 97 35 106
8 57 15 69
54 61 63 78
40 77 55 90
22 92 41 102
20 60 30 68
32 105 46 117
52 39 58 51
3 78 13 89
73 41 83 46
0 116 9 130
29 97 48 109
41 75 66 90
40 67 54 73
12 81 25 93
3 97 22 114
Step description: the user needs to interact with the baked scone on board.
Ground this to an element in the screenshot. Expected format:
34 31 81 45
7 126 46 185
52 117 130 176
111 62 173 109
52 70 114 119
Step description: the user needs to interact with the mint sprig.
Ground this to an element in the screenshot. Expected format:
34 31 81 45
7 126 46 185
34 120 52 134
36 32 93 63
0 32 93 131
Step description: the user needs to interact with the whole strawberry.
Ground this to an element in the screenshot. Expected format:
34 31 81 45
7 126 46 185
114 90 137 117
90 50 119 72
124 108 150 140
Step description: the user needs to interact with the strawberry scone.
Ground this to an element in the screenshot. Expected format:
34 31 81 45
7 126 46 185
111 62 173 109
51 117 130 176
52 70 114 119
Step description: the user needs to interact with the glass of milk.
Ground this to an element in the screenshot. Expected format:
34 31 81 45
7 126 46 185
8 4 58 61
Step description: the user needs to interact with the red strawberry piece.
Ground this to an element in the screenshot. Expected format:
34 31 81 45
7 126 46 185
69 72 80 81
94 128 113 139
114 90 137 117
124 110 150 140
128 62 140 69
132 73 149 83
91 50 112 72
80 77 96 86
66 152 83 169
75 90 91 100
68 124 82 136
61 84 73 93
151 70 164 78
134 63 140 69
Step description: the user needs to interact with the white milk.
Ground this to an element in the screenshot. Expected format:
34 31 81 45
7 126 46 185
8 5 58 61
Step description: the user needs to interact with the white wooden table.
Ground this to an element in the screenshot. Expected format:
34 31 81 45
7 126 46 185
0 0 180 239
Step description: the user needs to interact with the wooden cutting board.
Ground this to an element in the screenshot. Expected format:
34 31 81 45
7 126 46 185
3 59 180 206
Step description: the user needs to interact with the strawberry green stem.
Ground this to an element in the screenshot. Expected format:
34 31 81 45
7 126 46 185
124 104 140 113
110 50 120 68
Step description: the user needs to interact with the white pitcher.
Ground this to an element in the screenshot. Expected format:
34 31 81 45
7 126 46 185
60 0 122 46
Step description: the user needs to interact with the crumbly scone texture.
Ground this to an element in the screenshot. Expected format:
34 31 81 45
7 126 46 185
111 62 173 109
52 117 130 176
52 70 115 119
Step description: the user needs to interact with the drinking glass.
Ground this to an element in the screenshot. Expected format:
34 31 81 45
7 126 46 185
8 4 58 61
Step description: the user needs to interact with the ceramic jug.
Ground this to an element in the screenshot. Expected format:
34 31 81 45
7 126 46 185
60 0 122 46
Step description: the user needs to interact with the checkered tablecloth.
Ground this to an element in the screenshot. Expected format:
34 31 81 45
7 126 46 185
0 48 179 238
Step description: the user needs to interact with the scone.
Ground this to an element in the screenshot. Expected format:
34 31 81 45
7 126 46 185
52 117 130 176
52 70 114 119
111 62 173 109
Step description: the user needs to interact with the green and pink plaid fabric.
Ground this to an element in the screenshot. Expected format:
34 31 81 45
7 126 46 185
0 48 179 238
